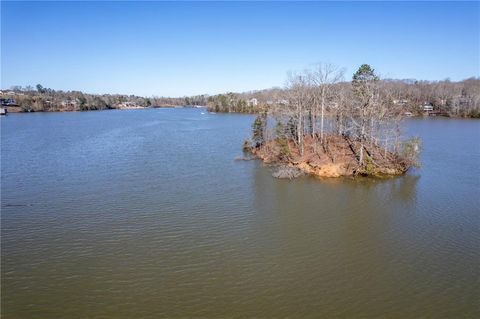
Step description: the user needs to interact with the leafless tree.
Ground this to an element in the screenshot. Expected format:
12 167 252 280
309 63 345 145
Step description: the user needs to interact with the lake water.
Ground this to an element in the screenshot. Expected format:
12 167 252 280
1 108 479 318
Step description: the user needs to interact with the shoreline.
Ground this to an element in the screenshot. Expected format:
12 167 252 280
2 105 201 114
246 134 415 179
2 107 479 120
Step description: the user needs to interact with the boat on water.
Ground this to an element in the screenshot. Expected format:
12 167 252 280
0 107 7 115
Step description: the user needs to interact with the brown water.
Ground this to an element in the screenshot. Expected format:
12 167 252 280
1 109 479 318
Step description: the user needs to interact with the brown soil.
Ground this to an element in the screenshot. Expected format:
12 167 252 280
251 134 408 178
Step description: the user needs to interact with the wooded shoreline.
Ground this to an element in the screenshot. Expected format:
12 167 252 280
2 73 479 118
2 104 189 114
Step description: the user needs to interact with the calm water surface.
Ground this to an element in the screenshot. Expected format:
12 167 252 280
1 109 479 318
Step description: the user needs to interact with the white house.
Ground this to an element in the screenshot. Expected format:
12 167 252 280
248 98 258 106
393 99 408 106
422 104 434 112
61 99 79 107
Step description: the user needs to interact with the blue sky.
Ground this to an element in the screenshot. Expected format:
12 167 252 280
1 1 479 96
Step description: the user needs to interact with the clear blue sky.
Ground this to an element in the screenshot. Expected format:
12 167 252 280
1 1 479 96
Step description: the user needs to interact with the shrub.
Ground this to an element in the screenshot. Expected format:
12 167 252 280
242 139 253 152
400 137 422 168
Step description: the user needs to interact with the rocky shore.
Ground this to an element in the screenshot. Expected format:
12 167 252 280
248 134 411 178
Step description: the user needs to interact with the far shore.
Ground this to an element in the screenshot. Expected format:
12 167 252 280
2 105 203 114
3 106 479 120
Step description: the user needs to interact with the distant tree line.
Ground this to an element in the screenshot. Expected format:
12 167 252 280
206 93 259 113
4 74 479 118
1 85 204 112
207 76 480 118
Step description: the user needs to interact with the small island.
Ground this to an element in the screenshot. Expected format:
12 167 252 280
243 64 421 178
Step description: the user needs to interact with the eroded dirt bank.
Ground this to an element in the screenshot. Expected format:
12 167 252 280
249 134 409 178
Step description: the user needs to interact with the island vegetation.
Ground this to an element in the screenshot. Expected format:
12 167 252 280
243 64 423 178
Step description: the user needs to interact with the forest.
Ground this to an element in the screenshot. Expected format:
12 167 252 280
3 72 478 119
0 85 208 112
207 74 480 119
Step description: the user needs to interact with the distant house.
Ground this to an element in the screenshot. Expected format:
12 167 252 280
328 102 339 108
0 98 17 106
61 99 79 107
118 101 140 109
394 99 408 106
422 104 434 112
248 98 258 106
458 97 470 106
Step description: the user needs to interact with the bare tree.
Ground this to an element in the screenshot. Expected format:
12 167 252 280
309 63 345 146
282 71 312 156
